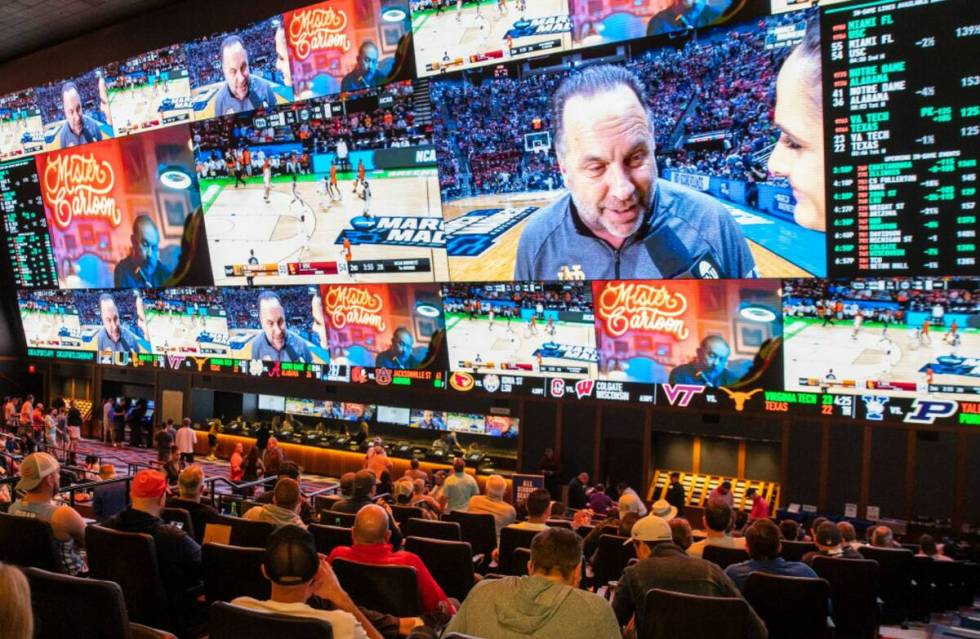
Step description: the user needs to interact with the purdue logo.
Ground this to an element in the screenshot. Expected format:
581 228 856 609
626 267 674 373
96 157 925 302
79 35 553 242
557 265 585 281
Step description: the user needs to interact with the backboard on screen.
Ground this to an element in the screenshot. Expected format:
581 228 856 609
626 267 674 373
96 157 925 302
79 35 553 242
592 279 782 386
37 124 209 289
435 12 827 282
411 0 573 77
103 44 193 136
35 70 114 151
193 81 447 285
783 278 980 400
0 89 45 160
283 0 413 100
221 286 328 364
143 287 229 358
184 16 294 121
321 282 446 373
442 281 597 378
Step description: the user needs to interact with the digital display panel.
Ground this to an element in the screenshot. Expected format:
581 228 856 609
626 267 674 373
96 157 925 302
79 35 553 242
377 405 411 425
35 70 114 151
143 287 229 357
0 158 59 288
220 286 328 364
568 0 742 47
258 394 286 411
0 89 44 160
408 408 447 430
104 44 193 136
442 281 597 378
783 277 979 399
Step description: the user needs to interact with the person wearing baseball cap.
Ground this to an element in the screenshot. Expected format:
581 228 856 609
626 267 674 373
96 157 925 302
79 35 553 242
8 452 87 576
801 520 863 565
102 469 203 625
612 514 766 638
231 525 384 639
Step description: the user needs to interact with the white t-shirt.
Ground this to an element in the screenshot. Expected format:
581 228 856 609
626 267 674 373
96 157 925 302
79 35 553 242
229 597 367 639
175 426 196 454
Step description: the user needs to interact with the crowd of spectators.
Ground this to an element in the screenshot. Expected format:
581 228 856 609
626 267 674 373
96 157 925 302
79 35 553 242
783 279 980 319
442 283 593 315
103 44 186 90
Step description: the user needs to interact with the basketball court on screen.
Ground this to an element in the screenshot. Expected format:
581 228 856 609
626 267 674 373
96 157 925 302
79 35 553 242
200 170 449 286
445 310 598 378
20 307 86 350
145 310 230 358
783 318 980 401
107 77 191 135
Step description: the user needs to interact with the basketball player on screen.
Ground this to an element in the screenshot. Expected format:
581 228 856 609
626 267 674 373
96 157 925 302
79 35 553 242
497 0 507 17
487 305 495 331
357 179 372 218
456 0 463 22
342 238 353 276
262 160 272 203
328 163 341 201
546 316 556 337
851 308 863 341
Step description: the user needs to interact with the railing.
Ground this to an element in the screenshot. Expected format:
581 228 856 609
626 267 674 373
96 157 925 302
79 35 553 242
56 475 134 508
202 475 279 509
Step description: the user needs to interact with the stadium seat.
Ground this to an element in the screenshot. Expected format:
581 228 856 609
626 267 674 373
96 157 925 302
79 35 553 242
390 504 424 528
858 546 914 624
443 511 497 568
404 517 461 541
318 510 357 528
331 557 422 617
86 524 171 632
780 540 817 562
208 601 333 639
742 572 833 639
313 494 342 516
0 511 62 572
404 536 476 601
204 511 275 548
592 534 636 591
497 526 541 575
812 556 879 639
202 542 270 603
24 566 174 639
641 588 764 639
161 507 194 540
309 523 353 556
701 545 750 570
512 547 531 577
933 561 968 612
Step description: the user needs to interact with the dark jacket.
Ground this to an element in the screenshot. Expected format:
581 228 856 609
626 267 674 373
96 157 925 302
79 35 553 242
103 508 203 603
666 482 686 511
165 497 219 544
567 478 588 510
612 542 766 638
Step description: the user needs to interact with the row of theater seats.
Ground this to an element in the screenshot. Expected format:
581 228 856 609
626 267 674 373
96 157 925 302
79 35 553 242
2 499 979 639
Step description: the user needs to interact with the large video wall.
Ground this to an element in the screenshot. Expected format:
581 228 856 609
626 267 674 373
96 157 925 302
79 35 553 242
3 0 978 427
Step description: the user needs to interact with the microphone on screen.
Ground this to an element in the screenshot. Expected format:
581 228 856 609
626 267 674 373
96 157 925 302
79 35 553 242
643 225 723 279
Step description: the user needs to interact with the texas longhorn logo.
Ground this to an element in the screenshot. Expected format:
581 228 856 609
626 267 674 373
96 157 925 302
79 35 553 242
719 387 763 412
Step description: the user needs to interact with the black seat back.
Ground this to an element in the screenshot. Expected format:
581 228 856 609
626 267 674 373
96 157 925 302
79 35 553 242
443 511 497 560
319 510 357 528
498 527 541 575
593 534 635 587
513 548 531 577
202 542 270 603
404 517 461 541
161 507 194 540
933 560 967 612
701 545 750 570
642 588 760 639
858 546 913 624
332 557 421 616
812 556 879 639
404 536 475 601
309 524 353 556
208 601 333 639
24 567 131 639
0 511 61 572
86 524 170 631
742 572 831 639
390 505 424 528
314 494 342 516
780 540 817 562
205 511 275 548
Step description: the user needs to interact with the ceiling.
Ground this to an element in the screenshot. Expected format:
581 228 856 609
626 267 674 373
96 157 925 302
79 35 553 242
0 0 183 66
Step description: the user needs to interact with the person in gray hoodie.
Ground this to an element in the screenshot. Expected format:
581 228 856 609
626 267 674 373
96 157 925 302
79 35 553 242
444 526 622 638
243 477 306 529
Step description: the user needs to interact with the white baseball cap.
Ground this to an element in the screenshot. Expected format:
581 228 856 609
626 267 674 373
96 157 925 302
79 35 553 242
649 499 678 521
625 515 674 546
16 452 59 492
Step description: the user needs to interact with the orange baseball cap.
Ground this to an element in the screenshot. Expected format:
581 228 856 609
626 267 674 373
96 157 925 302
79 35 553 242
131 469 169 499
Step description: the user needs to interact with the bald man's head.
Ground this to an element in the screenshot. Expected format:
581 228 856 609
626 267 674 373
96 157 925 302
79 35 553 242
131 215 161 275
99 294 122 343
486 474 506 500
353 504 389 545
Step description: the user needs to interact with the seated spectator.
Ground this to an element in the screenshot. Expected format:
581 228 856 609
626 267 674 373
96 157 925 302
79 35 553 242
586 484 614 515
256 462 313 524
328 504 454 615
443 458 480 513
244 477 306 529
376 470 394 499
162 448 181 485
583 511 641 562
616 482 648 517
332 470 402 549
725 519 817 590
403 458 428 484
392 478 414 506
338 472 356 500
567 472 589 510
445 527 621 638
429 470 447 507
870 525 901 549
0 561 33 639
779 519 801 541
687 501 746 557
231 525 382 639
8 452 87 575
917 534 953 562
409 479 442 519
669 517 693 550
802 521 863 565
649 499 678 521
508 488 553 532
837 521 862 550
805 516 828 543
613 515 766 638
92 464 128 522
466 474 516 538
103 470 203 622
166 464 218 543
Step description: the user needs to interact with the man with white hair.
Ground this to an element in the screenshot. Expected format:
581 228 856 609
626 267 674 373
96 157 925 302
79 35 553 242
466 474 516 538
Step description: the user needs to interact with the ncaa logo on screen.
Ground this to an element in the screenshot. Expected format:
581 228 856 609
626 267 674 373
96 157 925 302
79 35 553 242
904 399 958 424
550 378 566 398
482 374 501 393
